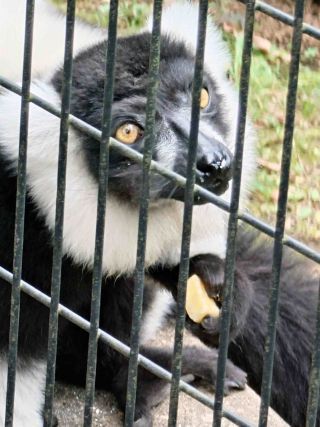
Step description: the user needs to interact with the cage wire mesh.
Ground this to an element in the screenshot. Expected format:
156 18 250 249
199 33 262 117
0 0 319 426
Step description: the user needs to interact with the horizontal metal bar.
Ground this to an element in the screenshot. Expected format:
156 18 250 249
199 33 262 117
238 0 320 40
0 265 253 427
0 77 319 266
1 2 318 426
238 213 320 264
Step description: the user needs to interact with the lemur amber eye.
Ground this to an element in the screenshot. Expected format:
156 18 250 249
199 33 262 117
115 123 142 145
200 88 209 109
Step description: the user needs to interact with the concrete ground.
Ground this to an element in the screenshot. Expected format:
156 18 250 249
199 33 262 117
54 383 288 427
54 327 288 427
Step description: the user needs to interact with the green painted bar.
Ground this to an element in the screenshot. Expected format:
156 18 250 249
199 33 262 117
44 1 76 425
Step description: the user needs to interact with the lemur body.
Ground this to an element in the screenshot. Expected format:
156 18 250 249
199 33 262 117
0 1 318 426
0 2 253 425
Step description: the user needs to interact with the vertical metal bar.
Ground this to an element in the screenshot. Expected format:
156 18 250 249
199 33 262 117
213 1 256 426
167 1 208 425
124 1 163 424
43 1 76 425
258 1 305 425
83 1 118 425
4 1 35 425
306 279 320 427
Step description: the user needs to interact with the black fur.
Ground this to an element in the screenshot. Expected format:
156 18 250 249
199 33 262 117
0 148 318 424
152 232 319 426
0 151 245 424
52 33 232 204
0 30 240 425
229 233 318 427
1 24 318 427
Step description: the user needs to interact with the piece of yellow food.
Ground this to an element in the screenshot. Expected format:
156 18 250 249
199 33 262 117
186 274 220 323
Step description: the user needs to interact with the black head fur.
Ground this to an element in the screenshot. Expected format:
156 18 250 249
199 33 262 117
52 32 232 205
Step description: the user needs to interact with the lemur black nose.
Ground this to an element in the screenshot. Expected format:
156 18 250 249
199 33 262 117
196 144 233 196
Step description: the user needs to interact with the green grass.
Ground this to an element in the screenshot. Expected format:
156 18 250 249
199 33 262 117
51 0 320 245
228 33 320 243
52 0 151 33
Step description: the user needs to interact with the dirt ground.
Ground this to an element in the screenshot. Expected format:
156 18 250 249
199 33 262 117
214 0 320 67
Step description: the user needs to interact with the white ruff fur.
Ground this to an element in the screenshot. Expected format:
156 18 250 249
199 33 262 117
0 359 45 427
0 3 256 277
0 0 104 81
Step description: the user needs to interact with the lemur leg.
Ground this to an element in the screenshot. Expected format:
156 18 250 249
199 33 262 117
110 358 168 427
109 345 246 426
0 357 46 427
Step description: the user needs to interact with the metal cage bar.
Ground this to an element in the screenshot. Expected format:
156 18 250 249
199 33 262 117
43 1 76 425
213 1 256 425
258 1 305 425
124 1 163 424
0 1 319 426
83 1 119 425
4 1 35 425
168 1 209 424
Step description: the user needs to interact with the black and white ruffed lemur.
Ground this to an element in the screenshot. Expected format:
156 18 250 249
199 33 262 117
0 1 318 426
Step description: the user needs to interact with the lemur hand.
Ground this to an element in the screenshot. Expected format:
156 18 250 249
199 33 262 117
148 253 253 347
187 254 253 348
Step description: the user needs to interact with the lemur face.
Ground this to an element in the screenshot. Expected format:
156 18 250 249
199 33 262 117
52 33 233 205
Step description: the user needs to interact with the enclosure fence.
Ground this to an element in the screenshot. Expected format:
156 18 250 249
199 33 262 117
0 0 319 426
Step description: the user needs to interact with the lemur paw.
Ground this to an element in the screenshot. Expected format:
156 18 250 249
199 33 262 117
133 414 153 427
224 359 247 394
181 346 247 395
